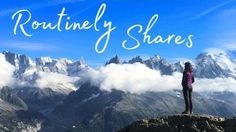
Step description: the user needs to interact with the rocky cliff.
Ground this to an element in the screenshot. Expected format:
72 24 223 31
118 114 236 132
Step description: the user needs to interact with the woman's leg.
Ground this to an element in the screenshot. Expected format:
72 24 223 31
183 89 189 112
189 88 193 113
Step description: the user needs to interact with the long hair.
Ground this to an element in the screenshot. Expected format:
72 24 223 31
184 62 193 72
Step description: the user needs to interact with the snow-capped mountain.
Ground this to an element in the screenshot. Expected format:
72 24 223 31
2 50 236 94
1 50 236 132
194 52 236 79
3 51 35 75
122 51 236 79
143 55 177 75
36 57 87 76
2 51 88 94
3 51 87 76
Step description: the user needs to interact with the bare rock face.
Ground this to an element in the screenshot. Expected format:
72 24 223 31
118 114 236 132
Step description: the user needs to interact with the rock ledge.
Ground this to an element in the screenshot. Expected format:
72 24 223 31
118 114 236 132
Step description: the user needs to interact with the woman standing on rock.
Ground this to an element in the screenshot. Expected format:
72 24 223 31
182 62 195 114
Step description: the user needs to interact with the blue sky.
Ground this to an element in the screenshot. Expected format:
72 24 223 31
0 0 236 66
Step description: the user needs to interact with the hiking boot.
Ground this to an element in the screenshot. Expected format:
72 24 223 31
182 110 190 114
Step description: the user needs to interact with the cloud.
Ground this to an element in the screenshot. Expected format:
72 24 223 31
81 63 236 94
82 63 181 93
191 1 234 20
1 51 235 94
195 77 236 92
35 72 80 93
0 54 15 87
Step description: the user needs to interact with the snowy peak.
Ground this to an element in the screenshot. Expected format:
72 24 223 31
1 51 88 77
195 51 236 78
36 57 71 74
1 51 89 95
196 51 227 62
36 57 87 76
67 59 87 76
35 57 53 66
2 51 34 74
144 55 176 75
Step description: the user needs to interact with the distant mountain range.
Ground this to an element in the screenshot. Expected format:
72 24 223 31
2 49 236 83
0 50 236 131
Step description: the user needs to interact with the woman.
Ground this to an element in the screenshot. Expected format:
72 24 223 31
182 62 195 114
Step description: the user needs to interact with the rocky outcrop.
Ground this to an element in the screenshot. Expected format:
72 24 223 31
118 114 236 132
105 55 122 65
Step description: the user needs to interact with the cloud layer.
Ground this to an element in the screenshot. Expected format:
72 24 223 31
35 72 80 92
1 54 236 94
82 63 236 93
0 53 15 87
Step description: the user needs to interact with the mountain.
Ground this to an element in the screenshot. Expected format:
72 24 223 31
1 50 236 131
118 114 236 132
50 83 236 132
35 57 87 76
127 55 176 75
105 55 122 65
194 52 236 79
12 87 67 115
0 86 49 132
3 51 88 77
2 51 87 94
128 56 144 64
123 51 236 78
3 50 236 89
143 55 176 75
0 86 27 109
0 51 86 128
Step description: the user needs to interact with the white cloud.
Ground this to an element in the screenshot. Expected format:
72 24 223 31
81 63 236 93
195 77 236 92
82 63 182 93
0 54 15 87
35 72 80 93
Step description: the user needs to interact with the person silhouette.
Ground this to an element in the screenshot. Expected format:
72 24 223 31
182 62 195 114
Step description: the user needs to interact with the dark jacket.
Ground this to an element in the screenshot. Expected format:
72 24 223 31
182 71 195 89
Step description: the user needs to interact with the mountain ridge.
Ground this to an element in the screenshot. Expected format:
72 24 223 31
2 49 236 80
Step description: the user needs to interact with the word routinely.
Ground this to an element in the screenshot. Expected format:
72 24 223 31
12 3 116 54
11 3 193 54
